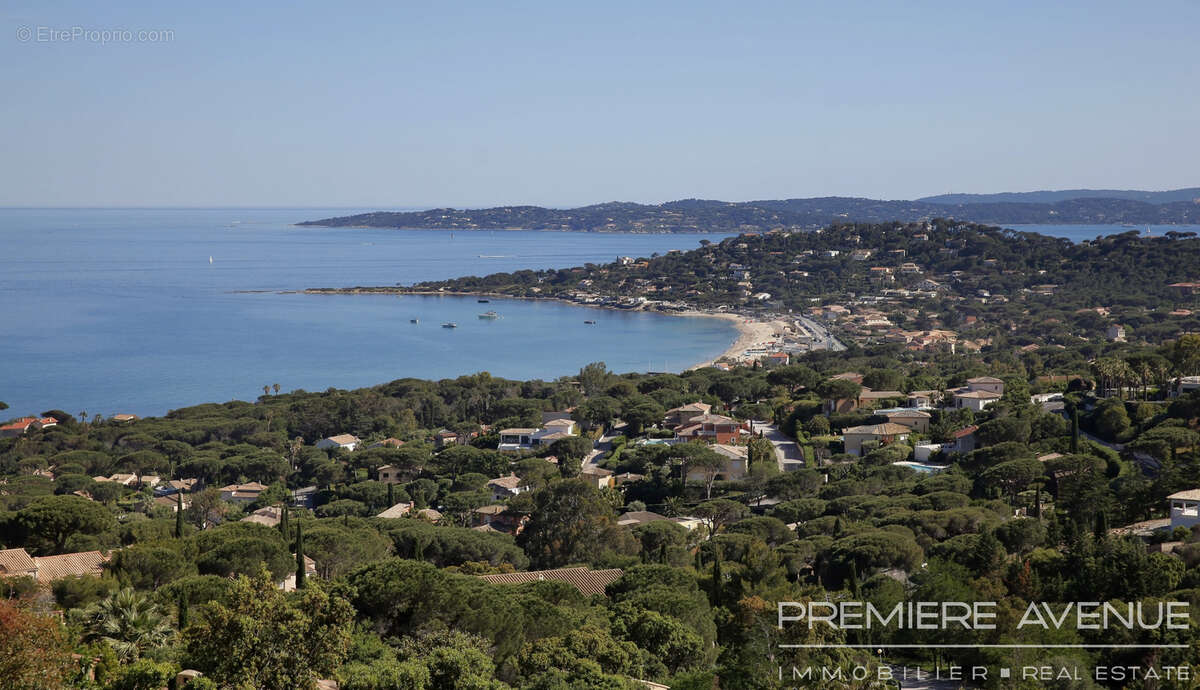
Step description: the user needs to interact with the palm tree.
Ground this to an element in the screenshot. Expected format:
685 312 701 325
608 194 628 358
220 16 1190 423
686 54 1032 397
262 384 270 397
272 383 281 395
73 588 174 661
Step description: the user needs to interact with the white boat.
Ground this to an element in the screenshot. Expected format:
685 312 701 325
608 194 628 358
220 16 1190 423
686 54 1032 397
441 322 457 328
478 311 500 320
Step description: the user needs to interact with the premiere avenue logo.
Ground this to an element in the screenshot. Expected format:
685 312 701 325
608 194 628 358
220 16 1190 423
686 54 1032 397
773 599 1193 685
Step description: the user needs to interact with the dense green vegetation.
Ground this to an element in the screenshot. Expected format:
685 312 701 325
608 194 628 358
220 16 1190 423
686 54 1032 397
395 221 1200 344
300 193 1200 233
2 325 1199 688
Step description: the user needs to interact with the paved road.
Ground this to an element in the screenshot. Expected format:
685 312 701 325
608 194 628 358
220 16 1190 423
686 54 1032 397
582 424 625 473
749 421 805 471
796 314 845 352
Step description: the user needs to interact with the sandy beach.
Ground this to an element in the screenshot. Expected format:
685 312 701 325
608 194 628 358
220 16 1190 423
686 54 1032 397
683 312 789 369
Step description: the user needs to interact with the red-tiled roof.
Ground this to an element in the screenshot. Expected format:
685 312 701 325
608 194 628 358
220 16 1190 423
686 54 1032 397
0 547 37 576
33 551 109 582
952 425 979 439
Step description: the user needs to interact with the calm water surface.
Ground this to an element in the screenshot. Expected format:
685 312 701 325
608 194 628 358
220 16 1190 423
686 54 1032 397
0 208 735 417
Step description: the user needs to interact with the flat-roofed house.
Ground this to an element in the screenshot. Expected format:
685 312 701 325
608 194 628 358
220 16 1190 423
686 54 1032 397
498 428 539 451
842 423 912 457
954 389 1001 412
1170 489 1200 530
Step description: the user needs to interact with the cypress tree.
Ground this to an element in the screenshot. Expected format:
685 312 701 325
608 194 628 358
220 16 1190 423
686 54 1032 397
711 553 722 608
1094 511 1109 541
279 503 290 538
175 492 184 538
295 521 306 589
177 592 189 630
387 482 394 507
1070 408 1080 453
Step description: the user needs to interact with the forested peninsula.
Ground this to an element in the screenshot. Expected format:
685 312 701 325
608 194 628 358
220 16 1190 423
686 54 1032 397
300 189 1200 233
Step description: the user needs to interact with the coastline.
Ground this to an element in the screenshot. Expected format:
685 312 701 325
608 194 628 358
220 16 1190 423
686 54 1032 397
679 312 790 369
287 287 772 371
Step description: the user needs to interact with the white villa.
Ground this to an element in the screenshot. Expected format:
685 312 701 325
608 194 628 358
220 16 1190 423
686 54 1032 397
1169 489 1200 531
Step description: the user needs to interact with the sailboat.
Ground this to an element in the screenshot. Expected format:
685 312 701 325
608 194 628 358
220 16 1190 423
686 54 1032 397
208 256 213 264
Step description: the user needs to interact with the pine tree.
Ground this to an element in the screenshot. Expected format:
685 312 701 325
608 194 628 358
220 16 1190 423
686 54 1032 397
294 521 306 590
175 492 184 538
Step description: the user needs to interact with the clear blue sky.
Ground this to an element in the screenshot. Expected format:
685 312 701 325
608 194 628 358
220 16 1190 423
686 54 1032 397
2 1 1197 207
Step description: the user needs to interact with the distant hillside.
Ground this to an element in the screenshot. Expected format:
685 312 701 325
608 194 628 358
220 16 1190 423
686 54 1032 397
300 194 1200 232
919 187 1200 205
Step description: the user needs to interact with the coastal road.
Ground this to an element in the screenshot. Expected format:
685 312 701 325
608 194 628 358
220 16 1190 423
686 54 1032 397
750 421 805 472
796 314 845 351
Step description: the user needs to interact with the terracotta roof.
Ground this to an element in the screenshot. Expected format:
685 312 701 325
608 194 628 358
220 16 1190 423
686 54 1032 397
324 434 359 445
543 418 576 427
0 547 37 576
885 409 931 419
220 482 268 492
617 511 669 526
952 425 979 439
33 551 109 582
472 523 502 533
712 444 749 459
668 402 711 413
858 390 904 399
581 467 613 477
842 423 912 436
967 376 1004 384
478 566 624 596
416 508 442 521
240 506 283 526
377 502 414 519
369 438 405 448
1169 490 1200 501
488 474 523 490
956 390 1001 399
499 428 538 435
474 504 508 515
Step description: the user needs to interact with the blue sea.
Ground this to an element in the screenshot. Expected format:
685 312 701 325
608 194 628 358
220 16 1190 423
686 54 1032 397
0 208 736 417
3 210 1194 418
